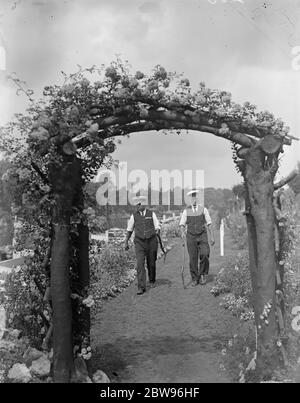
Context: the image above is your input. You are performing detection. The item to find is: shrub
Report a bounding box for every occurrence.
[90,242,136,305]
[160,218,181,239]
[211,251,253,321]
[85,207,109,233]
[220,294,254,322]
[221,329,257,383]
[220,329,287,383]
[3,264,48,348]
[226,212,248,250]
[211,251,251,298]
[279,203,300,370]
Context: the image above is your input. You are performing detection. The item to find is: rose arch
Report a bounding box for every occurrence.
[1,61,298,382]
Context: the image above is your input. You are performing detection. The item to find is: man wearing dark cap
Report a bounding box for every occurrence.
[124,196,161,295]
[179,189,215,286]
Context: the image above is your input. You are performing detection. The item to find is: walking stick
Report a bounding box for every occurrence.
[181,239,186,289]
[157,232,167,263]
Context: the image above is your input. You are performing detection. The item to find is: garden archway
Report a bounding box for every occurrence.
[2,62,298,382]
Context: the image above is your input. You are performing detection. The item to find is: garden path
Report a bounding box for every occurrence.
[91,230,239,383]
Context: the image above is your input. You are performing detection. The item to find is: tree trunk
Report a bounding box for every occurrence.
[243,147,278,364]
[49,157,82,383]
[244,184,259,324]
[72,164,91,349]
[77,223,90,290]
[73,222,91,347]
[51,222,73,382]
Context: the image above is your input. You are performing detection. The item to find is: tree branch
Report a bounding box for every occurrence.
[32,276,45,297]
[47,106,293,152]
[31,161,49,184]
[74,119,255,148]
[42,323,53,351]
[42,246,51,271]
[274,168,299,190]
[91,102,293,144]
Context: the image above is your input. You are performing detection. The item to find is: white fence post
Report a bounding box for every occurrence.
[0,306,6,339]
[220,218,224,256]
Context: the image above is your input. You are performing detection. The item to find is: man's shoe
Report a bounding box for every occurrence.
[199,275,206,285]
[149,282,156,288]
[189,281,198,287]
[137,288,145,295]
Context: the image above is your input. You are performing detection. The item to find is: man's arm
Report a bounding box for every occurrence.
[152,212,161,234]
[124,231,133,250]
[204,207,215,245]
[207,224,215,246]
[179,209,187,239]
[125,214,134,250]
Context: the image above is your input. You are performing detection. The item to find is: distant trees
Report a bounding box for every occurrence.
[232,183,246,199]
[84,181,234,228]
[289,162,300,195]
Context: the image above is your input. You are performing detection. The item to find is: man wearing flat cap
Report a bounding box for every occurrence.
[124,196,161,295]
[179,189,215,286]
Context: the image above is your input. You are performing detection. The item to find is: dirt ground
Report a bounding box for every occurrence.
[91,230,240,383]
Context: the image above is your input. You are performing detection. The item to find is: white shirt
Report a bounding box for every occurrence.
[179,204,212,226]
[127,209,161,232]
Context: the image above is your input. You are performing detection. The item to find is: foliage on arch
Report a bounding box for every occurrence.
[0,59,292,232]
[1,58,292,182]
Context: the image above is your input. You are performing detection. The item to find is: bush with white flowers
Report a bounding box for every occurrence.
[211,251,253,321]
[89,242,136,306]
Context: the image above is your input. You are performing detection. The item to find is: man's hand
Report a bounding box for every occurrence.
[124,231,132,251]
[179,226,186,240]
[181,234,186,249]
[207,225,215,247]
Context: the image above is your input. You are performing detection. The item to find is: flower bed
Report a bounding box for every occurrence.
[211,251,254,322]
[89,240,136,306]
[1,264,47,348]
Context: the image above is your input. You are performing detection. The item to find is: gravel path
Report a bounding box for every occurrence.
[91,230,239,383]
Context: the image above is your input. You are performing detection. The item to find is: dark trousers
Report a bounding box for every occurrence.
[134,235,158,289]
[186,231,210,282]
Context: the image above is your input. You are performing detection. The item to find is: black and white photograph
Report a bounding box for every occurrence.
[0,0,300,386]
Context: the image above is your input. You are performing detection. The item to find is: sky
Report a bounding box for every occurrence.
[0,0,299,188]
